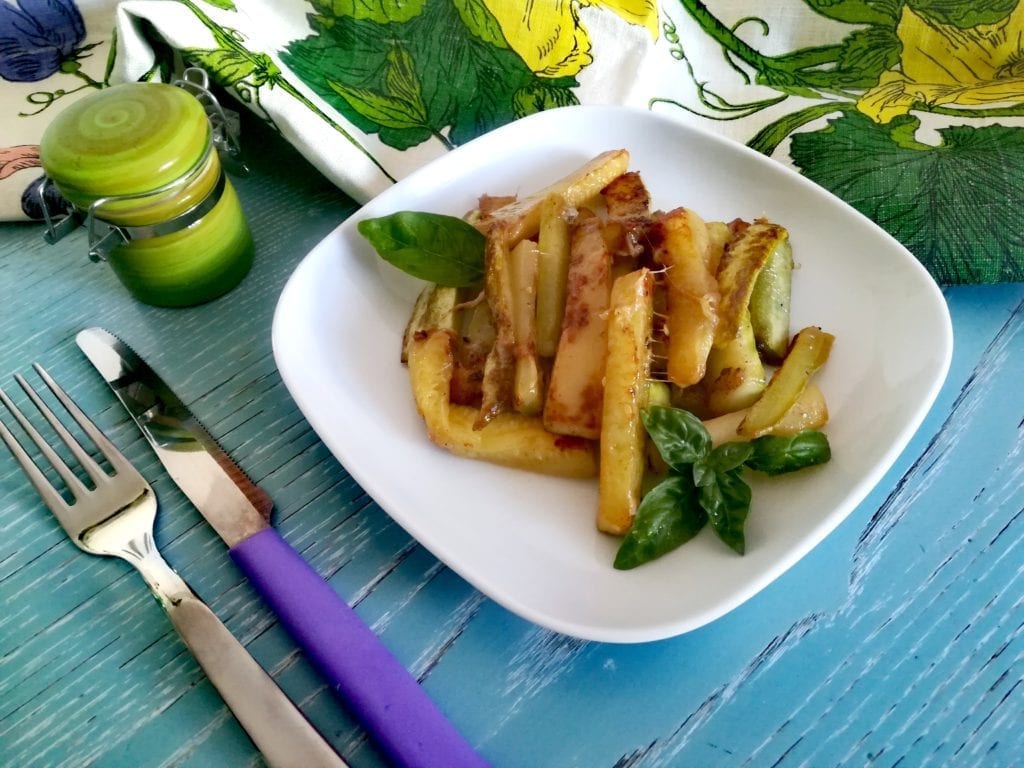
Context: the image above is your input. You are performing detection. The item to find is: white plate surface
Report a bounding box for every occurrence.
[272,105,952,643]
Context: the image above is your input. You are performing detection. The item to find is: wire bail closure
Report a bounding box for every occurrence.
[173,67,248,177]
[38,67,245,257]
[82,147,229,262]
[38,180,82,245]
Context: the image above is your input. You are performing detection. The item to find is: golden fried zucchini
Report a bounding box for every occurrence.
[602,171,650,219]
[509,238,543,414]
[402,285,458,363]
[649,208,720,387]
[535,193,572,357]
[703,383,829,445]
[598,268,654,535]
[408,330,597,477]
[716,220,788,345]
[478,235,517,427]
[704,307,767,416]
[477,194,517,219]
[543,217,613,439]
[749,237,794,365]
[739,326,834,437]
[705,221,731,275]
[485,150,630,243]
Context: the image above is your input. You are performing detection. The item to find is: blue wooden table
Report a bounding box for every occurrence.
[1,114,1021,768]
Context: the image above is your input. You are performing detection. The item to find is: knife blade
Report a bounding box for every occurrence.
[76,327,489,768]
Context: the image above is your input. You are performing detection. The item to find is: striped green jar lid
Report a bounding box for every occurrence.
[40,82,210,211]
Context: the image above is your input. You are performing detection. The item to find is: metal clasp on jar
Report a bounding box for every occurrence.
[82,149,229,261]
[174,67,248,176]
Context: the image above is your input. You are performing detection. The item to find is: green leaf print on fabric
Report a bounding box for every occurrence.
[677,0,898,97]
[808,0,1019,30]
[789,112,1024,283]
[804,0,902,26]
[281,0,579,151]
[328,46,430,133]
[452,0,510,48]
[765,24,900,91]
[185,48,263,86]
[908,0,1018,27]
[512,79,581,115]
[314,0,427,24]
[832,26,901,87]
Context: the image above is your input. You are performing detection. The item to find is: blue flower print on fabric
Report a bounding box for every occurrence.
[0,0,86,83]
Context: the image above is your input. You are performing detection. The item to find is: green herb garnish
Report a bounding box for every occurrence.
[357,211,485,287]
[613,476,707,570]
[746,431,832,476]
[614,406,831,569]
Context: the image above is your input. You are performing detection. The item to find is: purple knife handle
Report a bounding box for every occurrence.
[230,528,489,768]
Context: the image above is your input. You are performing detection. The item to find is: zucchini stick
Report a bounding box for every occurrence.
[749,237,794,365]
[535,194,571,357]
[509,239,543,415]
[716,221,788,345]
[704,307,767,416]
[478,234,517,427]
[649,208,720,388]
[486,149,630,244]
[402,285,457,363]
[739,326,834,437]
[598,268,655,535]
[703,383,829,445]
[543,218,612,439]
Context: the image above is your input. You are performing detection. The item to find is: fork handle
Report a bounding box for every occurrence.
[164,591,349,768]
[230,528,490,768]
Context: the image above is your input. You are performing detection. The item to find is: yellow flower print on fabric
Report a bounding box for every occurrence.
[858,3,1024,123]
[483,0,659,78]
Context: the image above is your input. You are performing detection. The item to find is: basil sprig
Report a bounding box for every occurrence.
[614,406,831,570]
[357,211,485,287]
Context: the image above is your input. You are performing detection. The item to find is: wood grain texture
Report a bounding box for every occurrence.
[1,111,1020,768]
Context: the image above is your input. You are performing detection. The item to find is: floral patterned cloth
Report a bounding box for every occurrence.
[2,0,1023,283]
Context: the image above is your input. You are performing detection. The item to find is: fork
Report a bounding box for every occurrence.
[0,364,348,768]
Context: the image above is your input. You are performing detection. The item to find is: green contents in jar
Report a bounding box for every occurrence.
[40,82,253,307]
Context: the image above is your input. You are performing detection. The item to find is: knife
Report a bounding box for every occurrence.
[76,327,489,768]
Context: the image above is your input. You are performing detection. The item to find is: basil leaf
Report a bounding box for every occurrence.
[745,430,831,476]
[641,406,712,471]
[357,211,485,287]
[692,457,717,489]
[614,475,707,570]
[698,468,752,555]
[708,442,755,473]
[693,442,752,488]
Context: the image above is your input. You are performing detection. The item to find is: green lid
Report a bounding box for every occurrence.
[40,82,210,209]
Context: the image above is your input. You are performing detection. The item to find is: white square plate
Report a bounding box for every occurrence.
[272,105,952,643]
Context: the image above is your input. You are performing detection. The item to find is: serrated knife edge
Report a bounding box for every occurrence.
[76,327,272,545]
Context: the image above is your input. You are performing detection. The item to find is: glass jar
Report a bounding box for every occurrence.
[39,82,254,307]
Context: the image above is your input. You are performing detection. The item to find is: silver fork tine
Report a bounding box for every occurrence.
[34,363,134,478]
[0,384,82,517]
[20,365,120,487]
